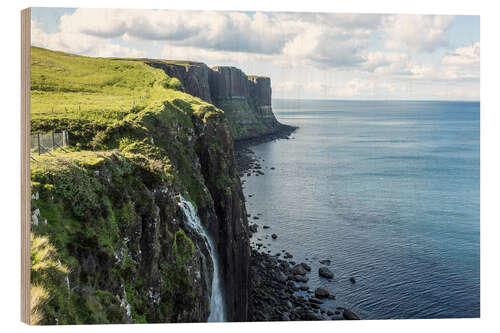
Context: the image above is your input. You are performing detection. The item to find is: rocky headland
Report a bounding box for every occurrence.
[146,60,297,141]
[29,46,357,325]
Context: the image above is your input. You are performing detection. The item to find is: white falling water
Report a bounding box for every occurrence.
[178,195,225,322]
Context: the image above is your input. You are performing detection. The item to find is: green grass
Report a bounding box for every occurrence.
[31,47,222,125]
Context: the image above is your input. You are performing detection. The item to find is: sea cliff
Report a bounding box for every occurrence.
[29,47,251,324]
[146,61,293,141]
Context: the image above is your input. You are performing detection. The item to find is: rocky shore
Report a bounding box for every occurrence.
[234,134,361,321]
[248,250,360,321]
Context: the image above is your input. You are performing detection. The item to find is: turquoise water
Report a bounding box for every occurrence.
[243,99,480,319]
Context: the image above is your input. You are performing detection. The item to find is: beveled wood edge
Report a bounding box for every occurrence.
[21,7,31,325]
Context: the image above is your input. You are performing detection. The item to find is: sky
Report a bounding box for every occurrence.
[31,8,480,101]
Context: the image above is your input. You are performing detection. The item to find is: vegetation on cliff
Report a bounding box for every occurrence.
[29,47,249,324]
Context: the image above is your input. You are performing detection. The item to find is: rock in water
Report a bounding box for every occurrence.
[319,259,331,266]
[292,264,307,275]
[249,223,258,233]
[350,276,356,284]
[294,275,309,283]
[314,287,330,298]
[319,267,334,279]
[342,308,360,320]
[301,263,311,271]
[308,297,323,304]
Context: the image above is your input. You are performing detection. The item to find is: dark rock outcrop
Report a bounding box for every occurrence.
[146,60,213,103]
[194,115,250,321]
[146,61,295,141]
[209,66,250,101]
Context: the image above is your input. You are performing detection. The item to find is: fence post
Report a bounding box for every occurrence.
[52,132,55,150]
[37,133,41,155]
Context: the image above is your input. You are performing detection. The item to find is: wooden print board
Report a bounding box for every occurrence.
[21,7,480,325]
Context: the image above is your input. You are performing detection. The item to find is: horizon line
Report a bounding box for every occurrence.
[272,98,480,103]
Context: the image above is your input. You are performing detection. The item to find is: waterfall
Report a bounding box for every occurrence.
[178,195,225,322]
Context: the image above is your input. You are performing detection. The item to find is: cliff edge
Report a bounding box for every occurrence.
[146,61,293,141]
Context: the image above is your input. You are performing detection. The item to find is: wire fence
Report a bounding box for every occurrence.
[30,131,69,155]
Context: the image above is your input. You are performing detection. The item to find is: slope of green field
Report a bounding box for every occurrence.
[30,47,214,125]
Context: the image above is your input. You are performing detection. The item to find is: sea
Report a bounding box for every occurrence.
[242,99,480,319]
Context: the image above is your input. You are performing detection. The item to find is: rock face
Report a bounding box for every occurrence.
[248,76,271,106]
[146,60,213,103]
[146,61,288,141]
[194,115,250,321]
[209,66,250,100]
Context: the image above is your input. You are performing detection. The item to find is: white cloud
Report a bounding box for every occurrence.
[362,52,412,74]
[160,43,273,66]
[38,9,386,69]
[31,20,146,58]
[57,9,291,55]
[383,15,455,52]
[339,78,374,97]
[443,42,480,66]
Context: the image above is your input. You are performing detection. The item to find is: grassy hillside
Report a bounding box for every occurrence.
[29,47,242,324]
[31,46,213,125]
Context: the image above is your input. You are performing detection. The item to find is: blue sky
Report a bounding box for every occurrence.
[31,8,480,100]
